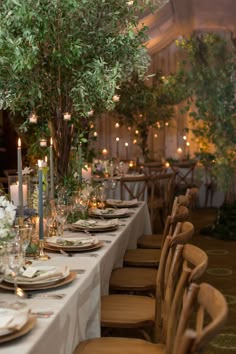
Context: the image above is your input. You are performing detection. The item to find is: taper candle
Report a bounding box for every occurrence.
[17,138,24,219]
[116,137,120,158]
[49,138,54,199]
[38,160,44,240]
[125,142,129,160]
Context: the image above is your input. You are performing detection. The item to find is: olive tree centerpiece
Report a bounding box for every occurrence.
[0,0,152,179]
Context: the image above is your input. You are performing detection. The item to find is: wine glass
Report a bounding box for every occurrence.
[97,182,108,209]
[6,238,24,300]
[56,202,70,237]
[14,224,33,261]
[0,244,7,283]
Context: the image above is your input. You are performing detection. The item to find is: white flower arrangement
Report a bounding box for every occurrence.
[0,195,17,240]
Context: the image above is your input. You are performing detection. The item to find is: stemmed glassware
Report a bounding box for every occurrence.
[56,201,70,237]
[14,224,33,262]
[6,237,24,300]
[0,244,7,284]
[97,181,108,209]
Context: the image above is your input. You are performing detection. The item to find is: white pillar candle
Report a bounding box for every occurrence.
[82,166,92,180]
[10,183,28,206]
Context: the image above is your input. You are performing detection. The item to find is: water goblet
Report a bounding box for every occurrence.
[56,203,70,237]
[14,224,33,261]
[6,239,24,300]
[0,244,7,283]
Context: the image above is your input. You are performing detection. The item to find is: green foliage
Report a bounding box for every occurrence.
[0,0,151,176]
[176,33,236,198]
[114,71,181,158]
[213,202,236,240]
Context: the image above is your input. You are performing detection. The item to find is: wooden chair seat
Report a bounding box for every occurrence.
[137,233,163,249]
[123,248,162,267]
[124,220,193,268]
[76,337,165,354]
[137,204,189,250]
[101,294,155,327]
[110,267,157,292]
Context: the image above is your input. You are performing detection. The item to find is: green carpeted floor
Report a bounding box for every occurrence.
[190,207,236,353]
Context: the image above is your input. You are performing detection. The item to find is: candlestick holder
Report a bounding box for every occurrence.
[37,240,50,260]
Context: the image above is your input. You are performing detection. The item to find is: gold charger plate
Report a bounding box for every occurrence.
[0,272,77,292]
[105,200,139,208]
[69,225,118,232]
[0,315,36,344]
[44,240,104,253]
[89,211,130,219]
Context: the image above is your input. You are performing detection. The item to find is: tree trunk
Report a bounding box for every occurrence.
[48,111,73,180]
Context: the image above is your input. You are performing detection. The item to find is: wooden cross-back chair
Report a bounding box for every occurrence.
[137,202,189,250]
[109,207,190,296]
[119,175,149,201]
[100,221,199,342]
[73,243,209,354]
[171,282,228,354]
[122,218,193,269]
[147,172,176,229]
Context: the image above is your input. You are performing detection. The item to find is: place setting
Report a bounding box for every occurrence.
[44,235,104,253]
[66,218,119,233]
[0,263,77,292]
[88,207,131,219]
[105,198,139,208]
[0,302,36,344]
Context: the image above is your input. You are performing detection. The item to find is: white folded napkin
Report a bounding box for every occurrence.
[15,265,68,283]
[91,208,129,216]
[74,218,118,228]
[106,199,138,206]
[48,236,98,247]
[0,306,29,333]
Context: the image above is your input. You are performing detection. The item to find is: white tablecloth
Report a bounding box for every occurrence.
[0,202,151,354]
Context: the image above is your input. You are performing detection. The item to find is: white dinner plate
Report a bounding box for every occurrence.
[4,265,70,285]
[89,208,130,218]
[106,199,139,208]
[46,236,99,249]
[0,305,29,337]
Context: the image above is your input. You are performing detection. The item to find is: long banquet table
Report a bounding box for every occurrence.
[0,201,151,354]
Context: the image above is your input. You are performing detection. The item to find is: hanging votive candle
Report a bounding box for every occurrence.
[29,113,38,124]
[88,110,94,117]
[115,122,120,128]
[112,95,120,102]
[40,138,47,147]
[63,112,71,121]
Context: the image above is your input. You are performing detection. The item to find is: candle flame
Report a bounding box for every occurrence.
[50,137,53,146]
[18,138,21,148]
[38,160,43,168]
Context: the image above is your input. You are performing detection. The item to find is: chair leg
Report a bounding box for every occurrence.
[138,328,152,342]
